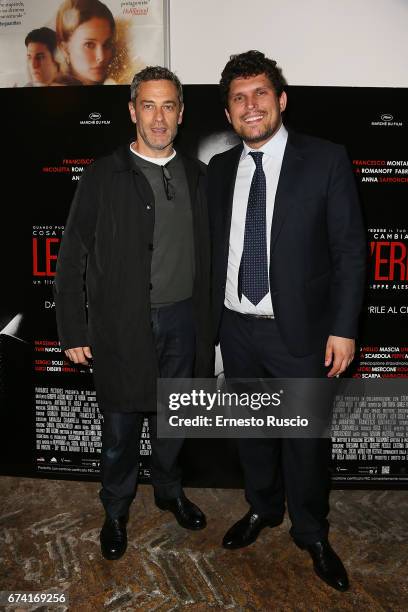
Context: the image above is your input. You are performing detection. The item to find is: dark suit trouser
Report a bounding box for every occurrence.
[220,307,330,545]
[99,298,195,519]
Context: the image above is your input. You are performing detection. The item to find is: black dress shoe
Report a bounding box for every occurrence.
[100,516,127,560]
[155,493,206,530]
[223,510,283,550]
[296,539,349,592]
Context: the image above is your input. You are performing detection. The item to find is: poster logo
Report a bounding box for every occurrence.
[371,113,403,127]
[80,112,110,126]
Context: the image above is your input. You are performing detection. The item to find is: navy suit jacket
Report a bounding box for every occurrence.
[208,129,366,357]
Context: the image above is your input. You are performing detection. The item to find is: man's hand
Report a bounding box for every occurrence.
[324,336,355,377]
[64,346,93,366]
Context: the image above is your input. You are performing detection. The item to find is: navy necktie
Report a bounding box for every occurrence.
[238,151,269,305]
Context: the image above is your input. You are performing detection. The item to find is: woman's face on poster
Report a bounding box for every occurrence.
[63,16,114,85]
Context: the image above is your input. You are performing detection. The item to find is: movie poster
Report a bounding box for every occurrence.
[339,136,408,483]
[284,89,408,484]
[0,0,169,88]
[0,82,407,486]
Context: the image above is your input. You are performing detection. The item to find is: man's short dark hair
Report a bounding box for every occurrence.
[24,27,57,56]
[130,66,183,105]
[220,50,286,108]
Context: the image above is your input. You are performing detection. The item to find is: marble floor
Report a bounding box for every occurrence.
[0,477,407,611]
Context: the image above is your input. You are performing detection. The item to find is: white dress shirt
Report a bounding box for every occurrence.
[225,123,288,315]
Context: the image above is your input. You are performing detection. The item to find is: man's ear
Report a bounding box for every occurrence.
[225,107,232,125]
[279,91,287,113]
[128,101,136,124]
[177,103,184,125]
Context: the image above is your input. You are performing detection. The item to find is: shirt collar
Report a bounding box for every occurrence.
[129,142,176,166]
[241,123,288,160]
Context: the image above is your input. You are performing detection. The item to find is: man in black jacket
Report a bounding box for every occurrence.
[208,51,366,591]
[54,66,213,560]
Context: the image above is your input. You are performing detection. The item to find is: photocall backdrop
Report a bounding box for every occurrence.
[0,83,407,487]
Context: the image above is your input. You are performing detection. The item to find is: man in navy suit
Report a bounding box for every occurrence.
[208,50,366,591]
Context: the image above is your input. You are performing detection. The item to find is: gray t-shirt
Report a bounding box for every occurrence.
[130,151,195,306]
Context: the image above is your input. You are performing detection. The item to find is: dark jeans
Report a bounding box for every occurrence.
[220,307,330,545]
[99,298,195,518]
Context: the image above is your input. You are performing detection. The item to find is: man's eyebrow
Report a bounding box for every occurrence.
[231,86,269,96]
[230,89,248,98]
[140,99,177,105]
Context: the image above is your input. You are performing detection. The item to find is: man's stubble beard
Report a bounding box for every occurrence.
[238,120,282,145]
[242,125,275,144]
[138,125,178,152]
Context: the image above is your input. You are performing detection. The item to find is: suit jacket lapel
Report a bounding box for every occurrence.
[181,154,200,205]
[270,131,304,252]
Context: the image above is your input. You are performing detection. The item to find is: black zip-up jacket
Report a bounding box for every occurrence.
[54,145,213,412]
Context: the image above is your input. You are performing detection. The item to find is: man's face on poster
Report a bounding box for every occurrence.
[26,42,58,86]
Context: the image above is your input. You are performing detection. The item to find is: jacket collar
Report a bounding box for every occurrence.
[112,143,140,172]
[112,143,204,202]
[113,141,205,175]
[180,154,204,205]
[269,129,305,252]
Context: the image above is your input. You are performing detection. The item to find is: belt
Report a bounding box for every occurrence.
[234,311,275,320]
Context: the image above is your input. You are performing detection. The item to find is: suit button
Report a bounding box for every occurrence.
[148,243,154,251]
[149,283,153,290]
[146,203,152,210]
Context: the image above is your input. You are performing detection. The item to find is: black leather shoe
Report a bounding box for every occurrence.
[223,510,283,550]
[155,493,206,530]
[296,539,349,592]
[100,516,127,560]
